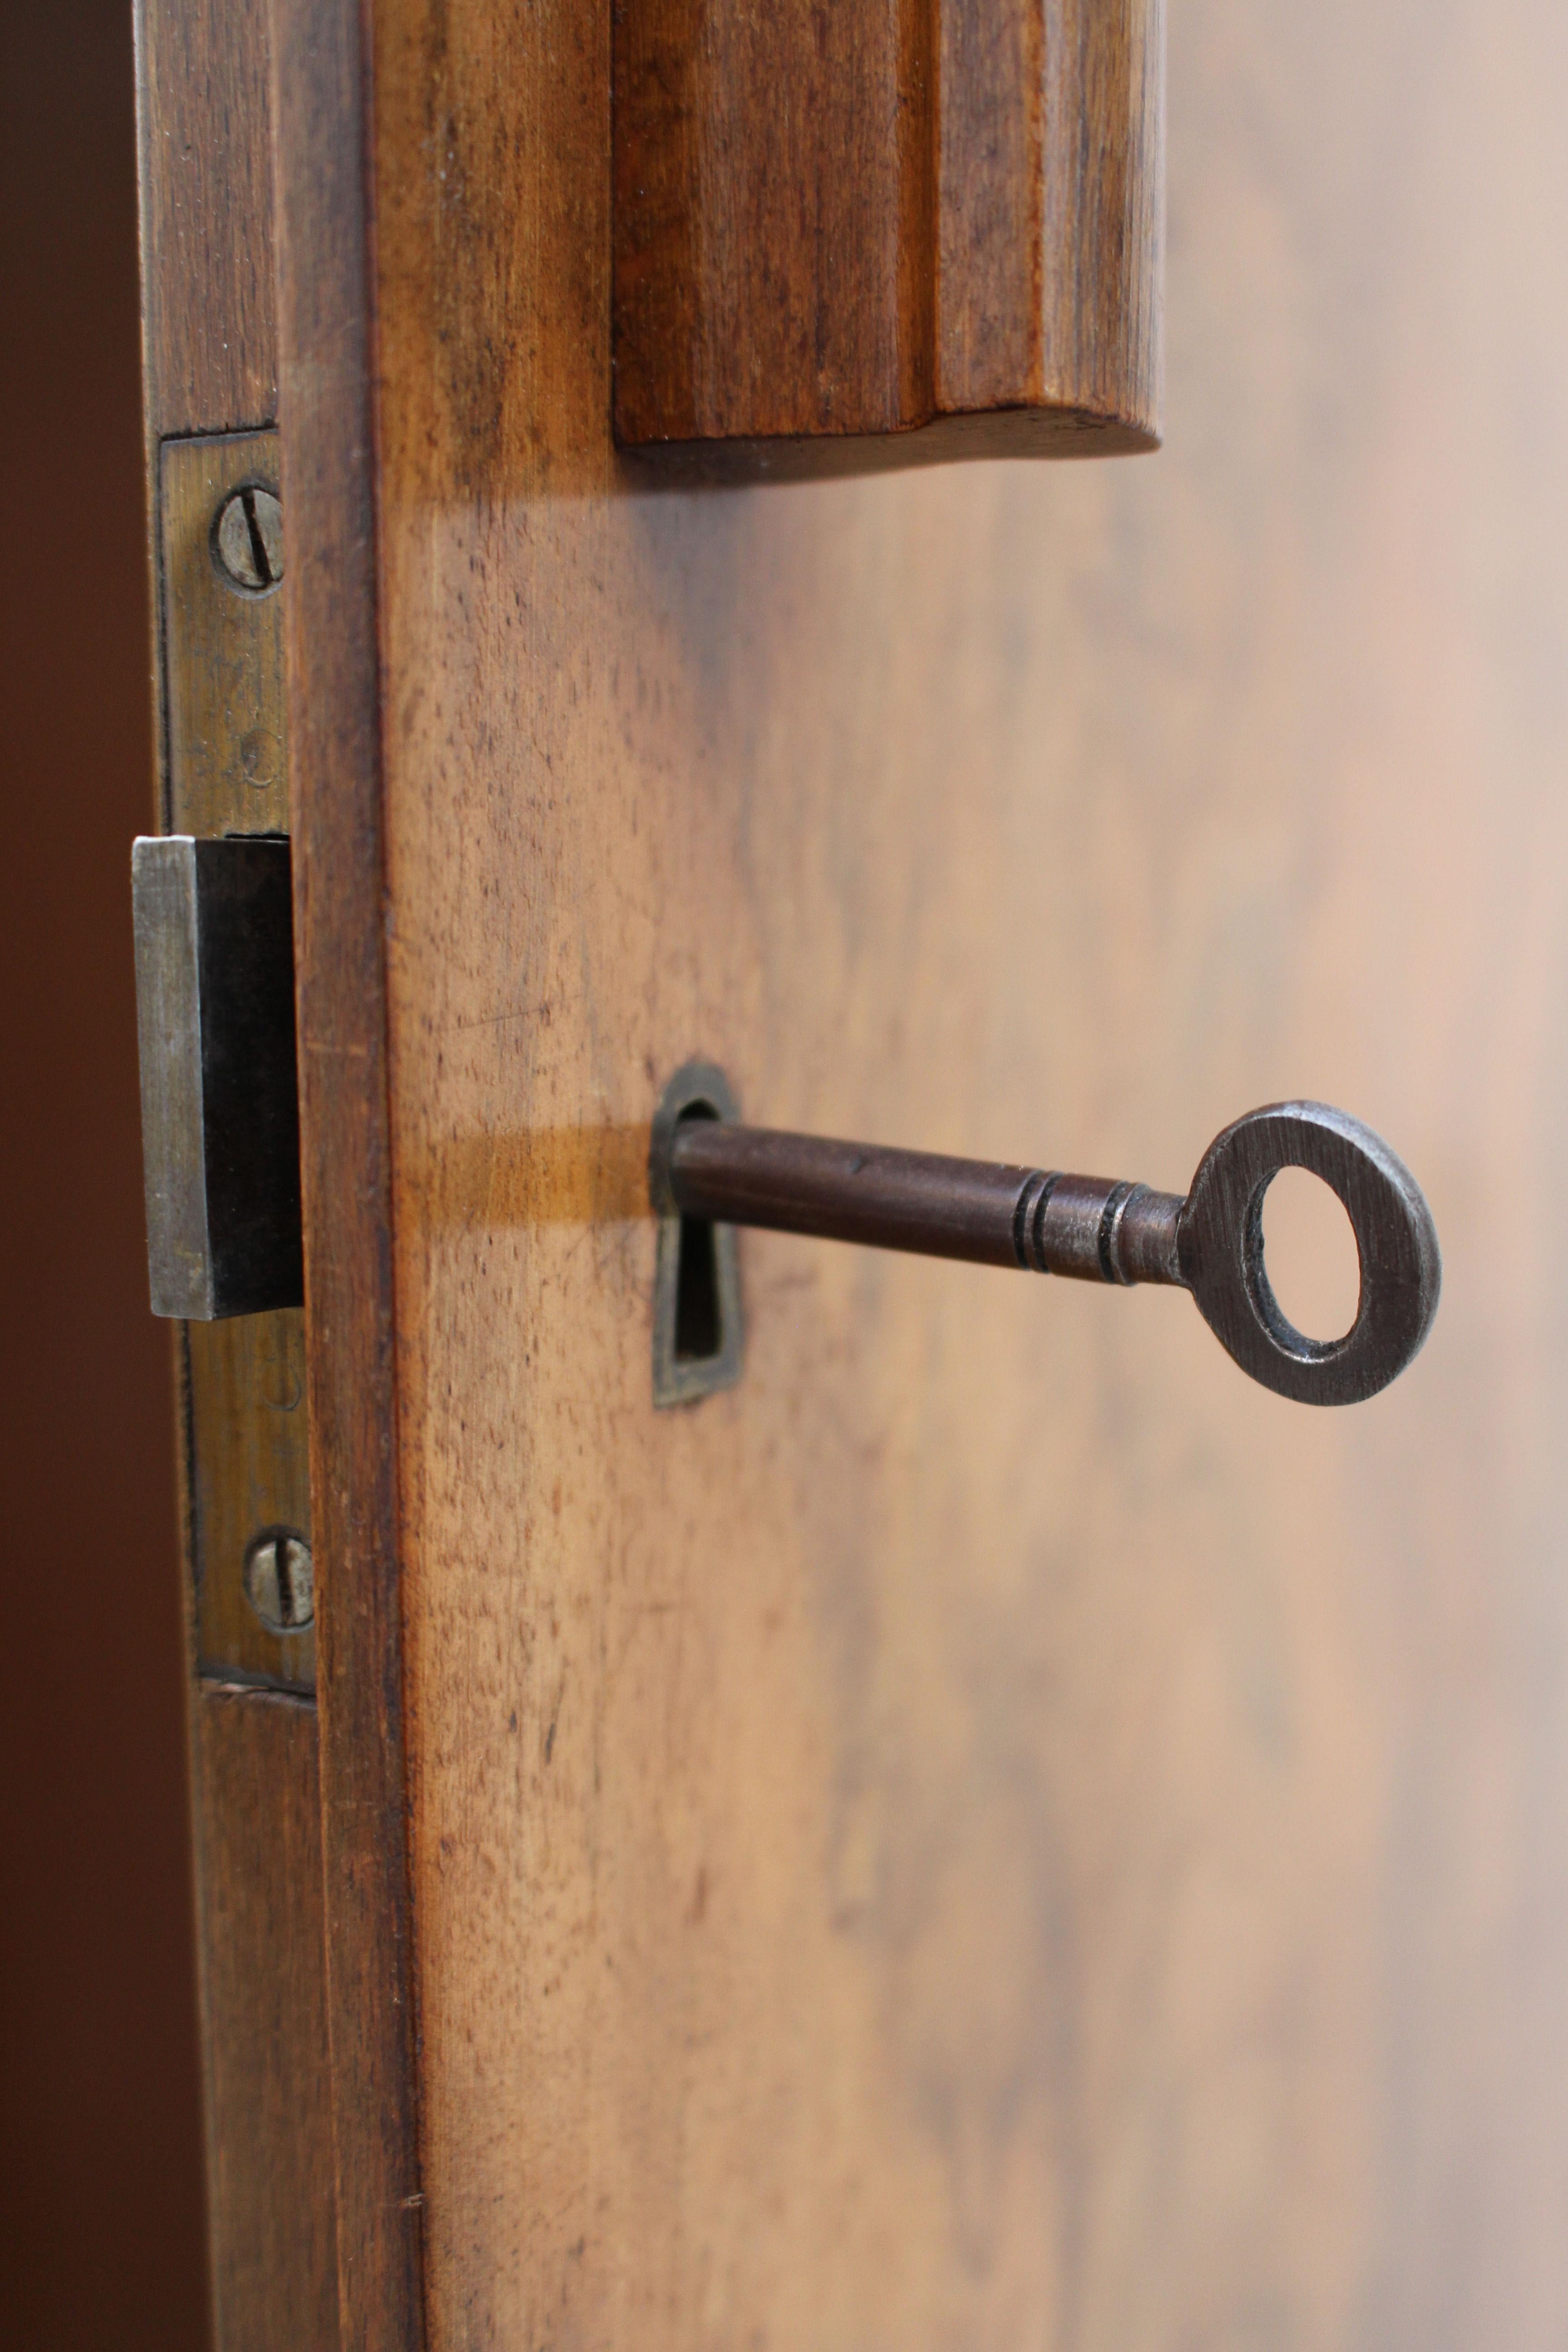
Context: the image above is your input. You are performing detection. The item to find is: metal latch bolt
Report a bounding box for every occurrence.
[131,833,303,1320]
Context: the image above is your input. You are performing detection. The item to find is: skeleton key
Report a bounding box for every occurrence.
[653,1071,1441,1406]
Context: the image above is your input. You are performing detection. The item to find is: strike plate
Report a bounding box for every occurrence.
[156,428,314,1693]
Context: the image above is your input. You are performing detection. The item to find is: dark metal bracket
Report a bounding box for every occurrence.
[132,833,304,1320]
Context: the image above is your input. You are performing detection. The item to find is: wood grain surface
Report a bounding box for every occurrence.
[273,0,1568,2340]
[192,1687,340,2351]
[612,0,1163,470]
[271,0,427,2342]
[137,0,277,439]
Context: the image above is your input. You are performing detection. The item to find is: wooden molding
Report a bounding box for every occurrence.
[612,0,1165,473]
[270,0,428,2341]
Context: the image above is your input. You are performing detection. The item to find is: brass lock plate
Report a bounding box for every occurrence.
[157,429,313,1694]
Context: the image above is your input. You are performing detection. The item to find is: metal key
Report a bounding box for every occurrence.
[654,1073,1441,1406]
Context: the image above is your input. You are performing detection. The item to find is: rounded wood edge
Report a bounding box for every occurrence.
[613,404,1162,487]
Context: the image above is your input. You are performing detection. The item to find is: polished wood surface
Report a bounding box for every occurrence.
[272,0,426,2339]
[612,0,1163,470]
[193,1688,339,2350]
[137,0,276,438]
[276,0,1568,2341]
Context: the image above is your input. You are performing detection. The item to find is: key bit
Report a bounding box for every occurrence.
[656,1079,1440,1406]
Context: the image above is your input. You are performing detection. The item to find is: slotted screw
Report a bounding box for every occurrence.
[213,485,284,594]
[243,1528,314,1634]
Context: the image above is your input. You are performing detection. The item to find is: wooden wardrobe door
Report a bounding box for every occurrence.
[216,0,1568,2343]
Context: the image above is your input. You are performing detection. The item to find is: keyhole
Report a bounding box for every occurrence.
[652,1068,744,1407]
[673,1220,722,1362]
[1261,1167,1360,1343]
[672,1106,725,1360]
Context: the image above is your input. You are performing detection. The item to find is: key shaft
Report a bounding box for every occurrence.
[668,1123,1187,1287]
